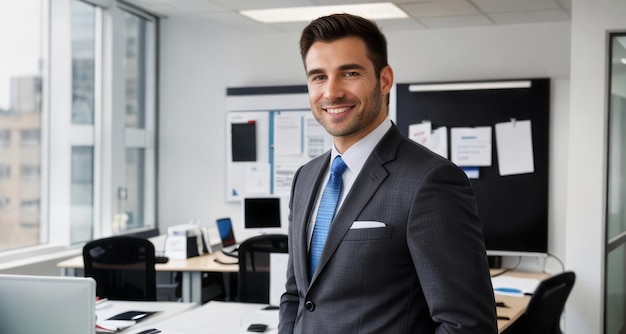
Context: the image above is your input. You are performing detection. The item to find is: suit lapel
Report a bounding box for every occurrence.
[292,153,330,285]
[310,125,403,284]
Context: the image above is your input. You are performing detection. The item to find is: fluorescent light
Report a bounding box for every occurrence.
[408,81,532,92]
[240,2,408,24]
[621,58,626,65]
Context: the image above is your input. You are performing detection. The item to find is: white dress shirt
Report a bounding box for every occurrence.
[307,117,393,247]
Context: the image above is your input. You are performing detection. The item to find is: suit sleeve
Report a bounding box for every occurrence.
[408,162,498,333]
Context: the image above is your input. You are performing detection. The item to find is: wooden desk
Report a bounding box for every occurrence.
[125,301,279,334]
[492,270,550,333]
[496,294,532,332]
[95,300,197,333]
[57,252,239,304]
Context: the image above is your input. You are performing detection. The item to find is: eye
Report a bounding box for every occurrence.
[344,71,359,77]
[310,74,327,82]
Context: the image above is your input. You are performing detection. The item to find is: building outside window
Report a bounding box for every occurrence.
[0,0,157,256]
[0,0,44,251]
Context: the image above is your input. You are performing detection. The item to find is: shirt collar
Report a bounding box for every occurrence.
[330,116,392,175]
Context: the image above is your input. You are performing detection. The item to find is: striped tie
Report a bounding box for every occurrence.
[309,156,347,279]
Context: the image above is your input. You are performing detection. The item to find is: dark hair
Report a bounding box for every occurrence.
[299,13,388,77]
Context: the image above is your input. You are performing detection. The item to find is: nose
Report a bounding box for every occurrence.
[323,76,345,101]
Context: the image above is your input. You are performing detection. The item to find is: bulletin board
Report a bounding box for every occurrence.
[225,85,332,201]
[395,78,550,255]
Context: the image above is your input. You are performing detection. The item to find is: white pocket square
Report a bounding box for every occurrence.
[350,221,386,229]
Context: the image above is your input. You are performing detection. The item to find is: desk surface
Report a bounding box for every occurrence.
[57,251,239,273]
[117,290,536,334]
[88,269,545,333]
[116,270,547,334]
[492,270,550,332]
[126,301,279,334]
[96,300,197,333]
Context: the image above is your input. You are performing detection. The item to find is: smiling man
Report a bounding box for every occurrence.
[278,13,497,333]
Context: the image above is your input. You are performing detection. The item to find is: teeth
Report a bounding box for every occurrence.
[325,107,350,114]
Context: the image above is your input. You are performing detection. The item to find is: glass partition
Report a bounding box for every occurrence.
[605,32,626,334]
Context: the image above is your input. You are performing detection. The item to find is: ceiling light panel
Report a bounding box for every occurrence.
[240,2,408,23]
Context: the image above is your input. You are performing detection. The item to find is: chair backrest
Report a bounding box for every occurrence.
[83,235,157,301]
[236,234,288,303]
[504,271,576,334]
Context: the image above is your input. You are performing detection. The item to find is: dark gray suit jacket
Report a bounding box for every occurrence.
[279,124,497,333]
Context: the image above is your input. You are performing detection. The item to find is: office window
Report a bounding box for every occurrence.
[125,11,146,128]
[0,0,158,257]
[72,0,95,125]
[0,0,44,251]
[69,0,96,244]
[124,147,145,229]
[71,146,94,242]
[118,8,156,233]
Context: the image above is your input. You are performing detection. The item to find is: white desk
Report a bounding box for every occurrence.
[96,300,197,333]
[111,270,546,334]
[125,301,279,334]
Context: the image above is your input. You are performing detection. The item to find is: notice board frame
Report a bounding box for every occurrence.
[396,78,550,256]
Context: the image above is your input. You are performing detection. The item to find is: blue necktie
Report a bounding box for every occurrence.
[310,156,347,279]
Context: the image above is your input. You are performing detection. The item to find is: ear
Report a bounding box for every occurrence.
[379,65,394,96]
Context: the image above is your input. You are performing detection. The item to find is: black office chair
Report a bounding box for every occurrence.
[502,271,576,334]
[236,234,288,303]
[83,235,157,301]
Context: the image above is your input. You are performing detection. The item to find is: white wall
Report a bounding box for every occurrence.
[566,1,626,333]
[158,17,305,242]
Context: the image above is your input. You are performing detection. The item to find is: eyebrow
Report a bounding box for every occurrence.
[338,63,367,72]
[306,63,368,77]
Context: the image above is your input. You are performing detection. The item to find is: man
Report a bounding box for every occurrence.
[279,13,497,333]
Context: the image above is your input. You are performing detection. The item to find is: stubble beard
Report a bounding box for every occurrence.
[315,83,384,138]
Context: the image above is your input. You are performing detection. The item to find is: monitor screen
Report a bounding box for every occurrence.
[0,274,96,334]
[243,197,281,229]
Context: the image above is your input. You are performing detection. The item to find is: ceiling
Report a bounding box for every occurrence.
[124,0,572,33]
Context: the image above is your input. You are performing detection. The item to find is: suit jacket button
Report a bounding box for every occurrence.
[305,300,315,311]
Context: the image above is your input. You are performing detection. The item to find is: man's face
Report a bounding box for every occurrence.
[304,37,392,150]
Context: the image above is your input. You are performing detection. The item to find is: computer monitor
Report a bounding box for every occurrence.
[243,196,282,233]
[0,274,96,334]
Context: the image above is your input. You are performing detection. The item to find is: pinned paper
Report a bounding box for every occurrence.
[495,119,534,176]
[451,127,492,166]
[408,121,431,146]
[409,121,448,159]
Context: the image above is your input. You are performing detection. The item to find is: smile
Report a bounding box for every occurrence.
[324,106,351,114]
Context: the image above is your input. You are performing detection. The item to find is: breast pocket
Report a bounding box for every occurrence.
[343,224,394,241]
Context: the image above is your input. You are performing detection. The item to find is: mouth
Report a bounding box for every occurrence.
[323,106,352,114]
